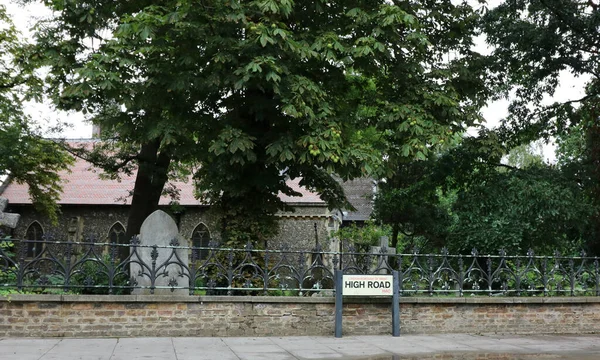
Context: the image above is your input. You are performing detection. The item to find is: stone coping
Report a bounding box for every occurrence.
[1,294,599,304]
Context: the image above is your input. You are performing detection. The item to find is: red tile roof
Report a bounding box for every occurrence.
[1,142,324,206]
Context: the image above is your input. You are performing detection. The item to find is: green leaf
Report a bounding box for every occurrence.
[139,25,152,40]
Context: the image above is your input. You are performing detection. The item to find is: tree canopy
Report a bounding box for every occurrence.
[1,0,596,256]
[480,0,600,253]
[28,0,488,243]
[368,0,600,256]
[0,4,72,223]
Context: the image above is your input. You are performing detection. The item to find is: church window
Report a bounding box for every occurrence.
[24,222,44,258]
[108,222,128,260]
[191,223,211,260]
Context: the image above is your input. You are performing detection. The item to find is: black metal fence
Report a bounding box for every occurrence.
[1,236,599,296]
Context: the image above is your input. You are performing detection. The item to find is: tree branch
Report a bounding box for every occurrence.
[539,0,600,47]
[0,78,27,90]
[492,163,520,171]
[56,141,139,172]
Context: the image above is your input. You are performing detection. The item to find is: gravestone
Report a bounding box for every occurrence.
[370,236,396,274]
[0,197,20,229]
[131,210,189,295]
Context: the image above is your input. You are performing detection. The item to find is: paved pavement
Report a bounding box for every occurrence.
[1,334,599,360]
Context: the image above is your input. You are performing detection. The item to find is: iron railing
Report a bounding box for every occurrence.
[1,236,599,296]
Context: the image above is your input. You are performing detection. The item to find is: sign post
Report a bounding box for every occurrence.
[334,270,343,338]
[334,271,400,337]
[392,270,400,337]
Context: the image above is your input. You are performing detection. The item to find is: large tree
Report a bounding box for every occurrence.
[373,126,596,255]
[446,147,594,255]
[0,4,72,223]
[481,0,600,252]
[31,0,488,243]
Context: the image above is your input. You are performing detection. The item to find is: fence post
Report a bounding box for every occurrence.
[334,269,343,338]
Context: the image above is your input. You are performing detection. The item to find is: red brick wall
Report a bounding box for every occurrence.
[1,295,599,337]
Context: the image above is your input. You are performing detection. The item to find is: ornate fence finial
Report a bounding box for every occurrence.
[130,234,140,245]
[527,249,535,258]
[169,237,180,247]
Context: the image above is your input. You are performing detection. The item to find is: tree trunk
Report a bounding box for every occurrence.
[125,139,172,242]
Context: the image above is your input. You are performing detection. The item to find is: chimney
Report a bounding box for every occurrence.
[92,124,101,138]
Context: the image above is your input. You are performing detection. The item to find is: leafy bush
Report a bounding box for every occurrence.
[70,254,130,294]
[0,237,18,295]
[334,222,391,249]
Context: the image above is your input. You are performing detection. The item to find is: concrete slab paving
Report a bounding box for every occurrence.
[223,337,277,346]
[270,336,329,349]
[323,347,390,359]
[1,334,600,359]
[287,350,344,359]
[270,337,343,359]
[41,338,117,360]
[401,335,477,352]
[431,334,532,353]
[0,338,60,360]
[235,351,296,360]
[227,344,290,354]
[172,338,240,360]
[222,338,297,360]
[478,335,586,354]
[309,337,362,345]
[109,337,178,360]
[358,337,460,355]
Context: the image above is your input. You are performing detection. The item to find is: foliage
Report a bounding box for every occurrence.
[70,254,129,295]
[0,5,72,223]
[448,164,594,255]
[481,0,600,253]
[505,142,545,169]
[334,222,391,248]
[29,0,489,244]
[373,127,597,255]
[373,155,453,251]
[481,0,600,142]
[0,236,17,295]
[440,134,597,255]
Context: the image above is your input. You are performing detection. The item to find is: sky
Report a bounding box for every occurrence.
[3,0,90,139]
[2,0,590,160]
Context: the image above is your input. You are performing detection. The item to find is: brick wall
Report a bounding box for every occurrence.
[1,295,599,337]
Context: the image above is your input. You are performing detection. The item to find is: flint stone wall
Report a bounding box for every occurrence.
[1,296,599,338]
[6,205,215,242]
[6,204,332,249]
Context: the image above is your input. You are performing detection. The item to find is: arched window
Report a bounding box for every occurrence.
[108,222,128,260]
[191,223,211,260]
[25,222,44,258]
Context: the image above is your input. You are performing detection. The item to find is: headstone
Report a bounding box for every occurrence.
[131,210,189,295]
[0,197,20,229]
[370,236,396,274]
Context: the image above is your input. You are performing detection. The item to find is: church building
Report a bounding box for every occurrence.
[0,142,374,254]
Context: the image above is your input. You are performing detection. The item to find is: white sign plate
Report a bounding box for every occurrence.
[342,275,393,296]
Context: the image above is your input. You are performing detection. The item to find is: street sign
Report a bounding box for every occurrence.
[335,270,400,338]
[342,274,393,296]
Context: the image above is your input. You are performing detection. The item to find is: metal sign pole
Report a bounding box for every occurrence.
[392,270,400,337]
[335,271,399,338]
[334,269,343,338]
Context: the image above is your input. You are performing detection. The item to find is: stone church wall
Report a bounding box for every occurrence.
[5,203,334,251]
[8,204,132,241]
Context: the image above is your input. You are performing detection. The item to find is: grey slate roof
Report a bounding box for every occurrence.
[340,177,376,222]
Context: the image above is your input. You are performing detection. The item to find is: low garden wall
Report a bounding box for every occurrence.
[1,295,599,337]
